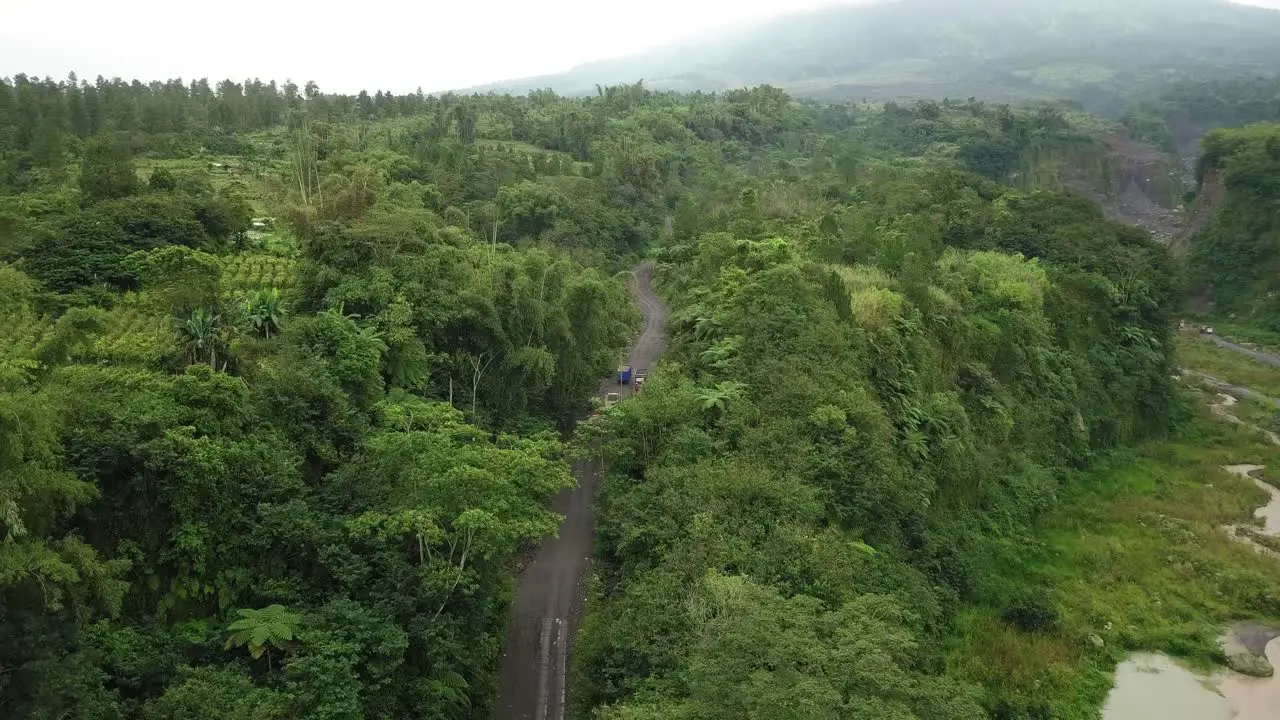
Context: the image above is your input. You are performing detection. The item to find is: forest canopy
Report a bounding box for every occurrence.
[0,69,1192,720]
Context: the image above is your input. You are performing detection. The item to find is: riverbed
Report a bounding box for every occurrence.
[1222,465,1280,556]
[1104,463,1280,719]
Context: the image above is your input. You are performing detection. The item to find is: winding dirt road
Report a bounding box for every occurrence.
[493,263,667,720]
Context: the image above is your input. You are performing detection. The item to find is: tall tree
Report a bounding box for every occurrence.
[79,133,138,204]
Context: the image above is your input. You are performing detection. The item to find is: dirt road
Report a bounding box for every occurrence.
[493,263,667,720]
[1205,334,1280,369]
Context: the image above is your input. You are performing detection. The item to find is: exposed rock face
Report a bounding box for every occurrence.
[1171,166,1225,258]
[1099,135,1186,240]
[1050,134,1186,240]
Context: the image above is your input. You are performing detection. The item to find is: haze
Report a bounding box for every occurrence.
[0,0,859,94]
[1,0,1278,94]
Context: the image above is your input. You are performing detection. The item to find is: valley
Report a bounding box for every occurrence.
[495,265,667,720]
[3,1,1280,719]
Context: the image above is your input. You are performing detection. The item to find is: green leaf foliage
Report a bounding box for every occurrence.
[0,70,1191,720]
[225,604,302,660]
[1187,123,1280,325]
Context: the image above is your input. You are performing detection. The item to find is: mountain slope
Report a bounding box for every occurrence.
[468,0,1280,108]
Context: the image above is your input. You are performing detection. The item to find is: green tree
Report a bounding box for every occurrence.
[144,667,289,720]
[23,211,134,292]
[124,245,223,313]
[246,288,284,339]
[694,381,746,415]
[652,573,985,720]
[225,604,303,670]
[148,168,178,192]
[176,308,229,369]
[79,133,139,204]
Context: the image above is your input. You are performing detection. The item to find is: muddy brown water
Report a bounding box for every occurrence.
[1102,654,1231,720]
[1104,640,1280,720]
[1217,638,1280,719]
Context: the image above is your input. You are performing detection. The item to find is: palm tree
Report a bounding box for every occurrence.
[176,308,226,369]
[225,604,302,671]
[246,288,284,339]
[355,322,387,351]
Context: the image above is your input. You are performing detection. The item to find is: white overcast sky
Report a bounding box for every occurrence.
[2,0,1279,94]
[0,0,857,93]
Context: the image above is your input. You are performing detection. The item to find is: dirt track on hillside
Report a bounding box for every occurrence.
[493,263,667,720]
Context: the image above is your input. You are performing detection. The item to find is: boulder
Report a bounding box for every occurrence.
[1226,652,1274,678]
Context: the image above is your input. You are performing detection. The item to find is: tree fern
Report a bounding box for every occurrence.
[225,604,302,667]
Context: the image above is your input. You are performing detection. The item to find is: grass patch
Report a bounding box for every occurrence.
[947,406,1280,718]
[1233,395,1280,435]
[1176,333,1280,398]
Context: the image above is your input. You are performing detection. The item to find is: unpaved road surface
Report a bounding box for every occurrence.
[1205,334,1280,369]
[493,264,667,720]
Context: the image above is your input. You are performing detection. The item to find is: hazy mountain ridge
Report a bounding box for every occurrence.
[464,0,1280,108]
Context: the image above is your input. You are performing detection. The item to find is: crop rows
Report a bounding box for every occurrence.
[220,254,299,292]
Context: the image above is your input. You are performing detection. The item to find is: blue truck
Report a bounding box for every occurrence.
[618,365,633,385]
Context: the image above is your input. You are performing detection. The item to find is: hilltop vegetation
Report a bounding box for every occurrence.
[1159,74,1280,143]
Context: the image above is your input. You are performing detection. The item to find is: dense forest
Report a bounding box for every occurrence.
[0,75,645,718]
[571,99,1180,720]
[0,66,1276,719]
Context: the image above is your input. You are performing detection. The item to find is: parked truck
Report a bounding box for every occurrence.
[634,368,648,392]
[618,365,633,385]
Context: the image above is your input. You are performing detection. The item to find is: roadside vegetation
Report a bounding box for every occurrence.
[569,93,1181,719]
[0,77,640,719]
